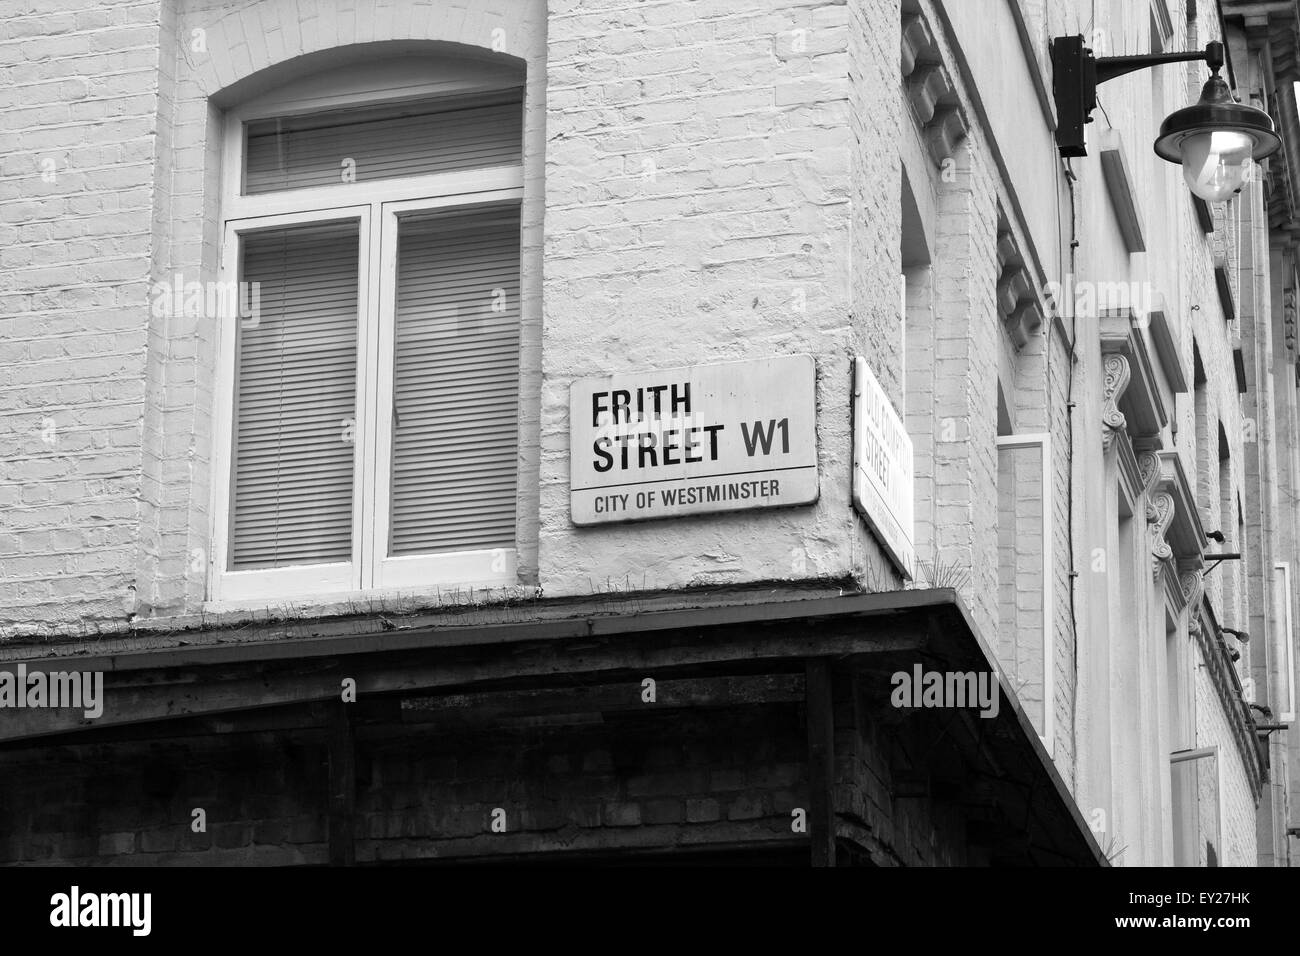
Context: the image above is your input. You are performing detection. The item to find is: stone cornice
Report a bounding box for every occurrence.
[1152,451,1206,567]
[1100,309,1168,442]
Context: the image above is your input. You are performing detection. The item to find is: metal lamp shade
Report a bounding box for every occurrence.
[1154,74,1281,165]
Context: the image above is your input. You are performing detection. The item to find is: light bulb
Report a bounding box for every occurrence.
[1180,130,1255,202]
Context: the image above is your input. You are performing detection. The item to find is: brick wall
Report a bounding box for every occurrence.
[538,0,900,596]
[0,697,977,865]
[1194,655,1257,866]
[0,0,166,629]
[2,0,908,633]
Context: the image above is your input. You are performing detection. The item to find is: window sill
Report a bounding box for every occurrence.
[201,580,527,622]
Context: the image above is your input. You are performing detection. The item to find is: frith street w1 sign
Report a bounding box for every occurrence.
[570,354,818,525]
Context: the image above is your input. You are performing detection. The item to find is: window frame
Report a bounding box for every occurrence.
[209,80,524,604]
[371,193,522,592]
[994,432,1055,757]
[1275,562,1296,723]
[1169,745,1224,866]
[213,205,373,602]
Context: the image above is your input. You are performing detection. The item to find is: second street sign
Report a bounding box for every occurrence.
[569,354,819,525]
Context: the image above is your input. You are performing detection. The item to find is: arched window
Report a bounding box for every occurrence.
[210,54,525,601]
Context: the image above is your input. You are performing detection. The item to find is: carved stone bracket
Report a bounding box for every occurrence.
[908,61,953,126]
[1137,450,1161,521]
[901,13,934,79]
[1102,354,1131,451]
[1181,569,1205,636]
[995,215,1045,350]
[1151,491,1175,577]
[925,106,968,166]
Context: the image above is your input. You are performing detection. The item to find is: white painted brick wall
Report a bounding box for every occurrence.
[0,0,164,629]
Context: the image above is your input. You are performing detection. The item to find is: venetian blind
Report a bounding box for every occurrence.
[244,91,524,194]
[389,207,520,555]
[231,221,360,569]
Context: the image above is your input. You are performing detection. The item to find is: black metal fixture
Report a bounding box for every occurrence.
[1051,37,1280,201]
[1202,551,1241,575]
[1223,627,1250,644]
[1206,530,1226,542]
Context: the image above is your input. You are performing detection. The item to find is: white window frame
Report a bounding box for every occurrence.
[1275,562,1296,723]
[995,432,1055,757]
[209,79,524,604]
[1170,745,1224,866]
[371,192,522,592]
[212,206,372,602]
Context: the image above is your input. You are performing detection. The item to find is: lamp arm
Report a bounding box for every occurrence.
[1096,42,1223,85]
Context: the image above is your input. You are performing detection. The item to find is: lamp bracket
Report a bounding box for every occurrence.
[1051,37,1224,157]
[1202,551,1242,575]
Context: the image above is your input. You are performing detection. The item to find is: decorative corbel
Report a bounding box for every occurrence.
[901,14,934,79]
[1137,450,1161,521]
[1101,354,1131,451]
[1007,302,1040,349]
[1181,569,1205,635]
[998,266,1032,317]
[925,105,968,166]
[908,62,953,125]
[996,230,1017,269]
[1151,491,1175,577]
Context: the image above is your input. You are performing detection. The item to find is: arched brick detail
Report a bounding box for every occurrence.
[183,0,522,98]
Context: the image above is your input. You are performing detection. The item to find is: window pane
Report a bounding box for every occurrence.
[1171,752,1220,867]
[997,441,1046,735]
[390,207,520,555]
[231,220,360,569]
[244,92,523,194]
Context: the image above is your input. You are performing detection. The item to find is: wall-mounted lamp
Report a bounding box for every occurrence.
[1206,530,1226,542]
[1223,627,1250,644]
[1051,37,1280,201]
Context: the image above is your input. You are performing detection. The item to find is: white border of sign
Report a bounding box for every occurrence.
[851,358,915,579]
[569,354,819,526]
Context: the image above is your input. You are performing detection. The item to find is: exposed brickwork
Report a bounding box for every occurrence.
[0,0,165,627]
[0,702,983,865]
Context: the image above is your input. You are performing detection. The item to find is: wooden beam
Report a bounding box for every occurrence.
[806,659,836,867]
[3,586,955,674]
[0,625,927,743]
[399,674,807,725]
[328,702,355,867]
